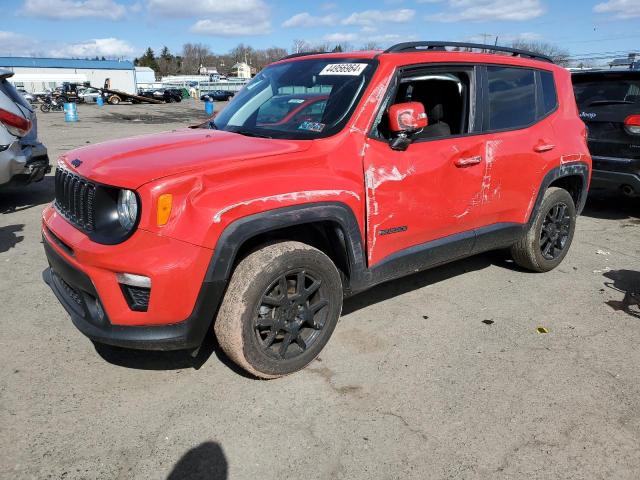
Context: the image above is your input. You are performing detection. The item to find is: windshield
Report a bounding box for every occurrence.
[574,76,640,107]
[210,58,376,139]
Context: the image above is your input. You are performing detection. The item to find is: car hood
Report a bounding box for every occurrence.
[59,128,312,189]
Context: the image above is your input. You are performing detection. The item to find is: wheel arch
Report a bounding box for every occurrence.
[205,202,367,294]
[528,162,590,226]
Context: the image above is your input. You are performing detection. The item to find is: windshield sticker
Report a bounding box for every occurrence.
[288,99,305,104]
[319,63,368,76]
[298,121,325,132]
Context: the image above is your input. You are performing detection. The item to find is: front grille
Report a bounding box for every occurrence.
[54,168,96,232]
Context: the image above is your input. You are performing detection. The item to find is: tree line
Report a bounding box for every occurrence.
[134,39,571,79]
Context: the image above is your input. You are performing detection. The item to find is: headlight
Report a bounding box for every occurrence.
[117,189,138,230]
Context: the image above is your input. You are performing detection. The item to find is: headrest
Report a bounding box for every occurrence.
[429,104,444,122]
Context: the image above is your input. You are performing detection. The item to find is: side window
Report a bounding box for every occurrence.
[540,71,558,116]
[376,69,472,140]
[487,66,536,130]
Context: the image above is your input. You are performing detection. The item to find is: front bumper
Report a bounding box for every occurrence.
[42,206,225,350]
[591,155,640,194]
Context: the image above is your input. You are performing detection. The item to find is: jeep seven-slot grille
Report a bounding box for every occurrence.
[54,168,96,232]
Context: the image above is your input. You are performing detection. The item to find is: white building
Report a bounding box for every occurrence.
[230,62,255,79]
[135,66,156,85]
[0,57,136,93]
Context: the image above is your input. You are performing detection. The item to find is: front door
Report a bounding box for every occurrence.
[364,65,488,266]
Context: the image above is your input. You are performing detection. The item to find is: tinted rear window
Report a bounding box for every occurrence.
[487,66,536,130]
[573,77,640,108]
[540,71,558,115]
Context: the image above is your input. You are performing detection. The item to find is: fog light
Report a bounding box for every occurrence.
[116,272,151,288]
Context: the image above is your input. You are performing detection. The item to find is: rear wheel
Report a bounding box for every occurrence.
[109,95,121,105]
[511,187,576,272]
[215,241,343,379]
[40,103,50,113]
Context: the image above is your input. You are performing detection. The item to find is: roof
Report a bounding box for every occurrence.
[0,57,134,70]
[135,66,155,72]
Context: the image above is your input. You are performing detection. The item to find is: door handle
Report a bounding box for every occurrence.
[455,155,482,167]
[534,143,555,153]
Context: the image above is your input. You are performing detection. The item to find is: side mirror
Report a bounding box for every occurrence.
[388,102,428,134]
[387,102,428,151]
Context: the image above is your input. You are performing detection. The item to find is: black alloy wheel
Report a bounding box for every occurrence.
[254,269,329,360]
[214,241,343,378]
[539,202,571,260]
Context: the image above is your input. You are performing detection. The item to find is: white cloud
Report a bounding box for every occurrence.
[49,38,136,58]
[343,8,415,26]
[0,31,40,56]
[594,0,640,19]
[323,32,358,43]
[191,18,271,36]
[427,0,545,22]
[282,12,337,28]
[22,0,126,20]
[145,0,272,37]
[146,0,266,17]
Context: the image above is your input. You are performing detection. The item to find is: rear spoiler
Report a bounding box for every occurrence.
[0,68,15,79]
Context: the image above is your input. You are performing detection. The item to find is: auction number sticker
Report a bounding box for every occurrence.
[319,63,368,76]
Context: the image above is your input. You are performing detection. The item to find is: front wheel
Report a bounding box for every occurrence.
[215,241,343,379]
[40,104,50,113]
[510,187,577,272]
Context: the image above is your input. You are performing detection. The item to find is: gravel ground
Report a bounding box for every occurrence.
[1,100,639,480]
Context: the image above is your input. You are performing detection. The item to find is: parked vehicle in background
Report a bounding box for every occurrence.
[200,90,234,101]
[77,87,102,103]
[1,69,49,187]
[573,70,640,197]
[40,96,64,113]
[54,82,87,104]
[17,88,37,104]
[42,43,590,378]
[256,94,328,126]
[138,88,182,103]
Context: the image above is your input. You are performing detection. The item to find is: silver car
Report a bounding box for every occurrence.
[1,68,50,187]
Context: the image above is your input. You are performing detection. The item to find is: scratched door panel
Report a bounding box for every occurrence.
[363,135,486,266]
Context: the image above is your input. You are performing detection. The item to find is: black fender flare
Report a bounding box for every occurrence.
[527,162,590,226]
[204,202,366,286]
[171,202,367,348]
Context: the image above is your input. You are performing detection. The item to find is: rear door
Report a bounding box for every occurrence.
[475,65,559,227]
[573,71,640,161]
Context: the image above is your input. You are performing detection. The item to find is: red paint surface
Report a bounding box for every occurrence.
[44,50,591,327]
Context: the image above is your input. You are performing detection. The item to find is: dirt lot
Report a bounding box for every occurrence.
[1,100,639,479]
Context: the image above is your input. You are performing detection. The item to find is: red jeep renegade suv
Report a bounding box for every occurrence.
[42,42,591,378]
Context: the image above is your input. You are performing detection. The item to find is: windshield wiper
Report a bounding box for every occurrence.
[233,129,273,139]
[586,100,634,106]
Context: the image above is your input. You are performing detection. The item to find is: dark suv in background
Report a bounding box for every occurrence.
[573,70,640,197]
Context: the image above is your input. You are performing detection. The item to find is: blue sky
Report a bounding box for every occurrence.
[1,0,639,64]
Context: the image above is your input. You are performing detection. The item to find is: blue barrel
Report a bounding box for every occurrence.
[96,96,104,107]
[205,100,215,116]
[64,102,78,122]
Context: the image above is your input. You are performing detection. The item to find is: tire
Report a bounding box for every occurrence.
[510,187,577,272]
[214,241,343,379]
[40,104,50,113]
[109,95,120,105]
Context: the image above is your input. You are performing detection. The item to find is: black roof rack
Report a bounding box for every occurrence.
[383,41,553,63]
[280,51,328,60]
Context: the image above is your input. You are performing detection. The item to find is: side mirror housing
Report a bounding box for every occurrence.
[388,102,428,134]
[387,102,428,151]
